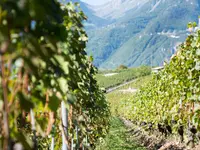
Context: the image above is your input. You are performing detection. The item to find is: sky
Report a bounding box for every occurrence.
[81,0,110,5]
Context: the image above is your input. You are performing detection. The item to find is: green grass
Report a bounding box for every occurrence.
[107,91,134,116]
[106,75,152,118]
[118,75,152,89]
[96,66,151,89]
[96,76,151,149]
[96,117,146,150]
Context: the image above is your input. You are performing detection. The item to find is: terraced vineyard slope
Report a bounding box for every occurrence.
[96,66,151,89]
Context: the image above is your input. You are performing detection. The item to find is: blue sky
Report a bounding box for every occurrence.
[81,0,110,5]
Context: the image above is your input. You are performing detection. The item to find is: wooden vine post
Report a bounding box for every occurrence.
[71,136,74,150]
[30,109,37,149]
[51,136,55,150]
[76,125,79,149]
[61,101,68,150]
[50,124,55,150]
[1,28,11,150]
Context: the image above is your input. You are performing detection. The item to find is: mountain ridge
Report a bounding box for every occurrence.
[90,0,149,19]
[61,0,200,69]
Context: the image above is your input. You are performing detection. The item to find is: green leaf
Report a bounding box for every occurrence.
[67,93,77,104]
[49,95,61,112]
[18,92,34,111]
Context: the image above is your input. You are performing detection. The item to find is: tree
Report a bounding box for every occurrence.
[117,65,128,70]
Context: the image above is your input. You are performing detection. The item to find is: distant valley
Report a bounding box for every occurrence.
[70,0,200,69]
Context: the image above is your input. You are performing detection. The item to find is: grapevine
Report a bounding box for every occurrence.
[120,25,200,146]
[0,1,109,149]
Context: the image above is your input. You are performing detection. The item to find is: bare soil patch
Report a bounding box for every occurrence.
[122,118,200,150]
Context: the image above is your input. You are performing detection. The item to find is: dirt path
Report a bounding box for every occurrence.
[121,118,200,150]
[106,79,138,93]
[119,88,138,93]
[95,117,146,150]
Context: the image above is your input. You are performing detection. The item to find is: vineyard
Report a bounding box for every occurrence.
[1,0,200,150]
[96,66,151,89]
[96,75,150,149]
[130,29,200,148]
[0,1,109,150]
[103,28,200,149]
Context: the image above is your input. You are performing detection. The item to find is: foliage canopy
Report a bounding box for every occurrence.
[0,0,109,149]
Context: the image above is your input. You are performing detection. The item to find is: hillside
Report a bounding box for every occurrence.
[80,0,200,69]
[60,0,111,28]
[100,27,200,149]
[96,66,151,89]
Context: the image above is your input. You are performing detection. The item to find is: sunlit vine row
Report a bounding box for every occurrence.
[123,26,200,144]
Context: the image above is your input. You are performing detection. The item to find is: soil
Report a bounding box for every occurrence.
[119,88,138,93]
[122,118,200,150]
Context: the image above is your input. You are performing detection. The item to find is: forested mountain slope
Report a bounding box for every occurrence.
[74,0,200,69]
